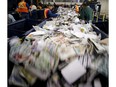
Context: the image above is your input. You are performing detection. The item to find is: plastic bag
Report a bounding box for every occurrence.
[44,38,60,72]
[90,53,108,77]
[19,67,37,85]
[9,66,29,87]
[24,49,54,80]
[57,44,76,61]
[9,39,32,64]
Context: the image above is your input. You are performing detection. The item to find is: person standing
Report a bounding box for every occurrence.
[79,1,93,23]
[29,5,38,20]
[37,2,43,10]
[44,4,59,19]
[16,0,29,19]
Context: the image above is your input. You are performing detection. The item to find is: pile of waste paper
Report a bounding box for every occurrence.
[9,7,108,87]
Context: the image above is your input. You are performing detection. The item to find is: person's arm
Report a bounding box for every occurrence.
[8,14,16,23]
[89,9,94,21]
[26,3,30,9]
[79,8,85,20]
[47,10,58,17]
[86,7,93,21]
[15,5,19,12]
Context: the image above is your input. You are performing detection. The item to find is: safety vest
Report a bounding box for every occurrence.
[75,5,79,13]
[17,1,28,13]
[44,8,49,18]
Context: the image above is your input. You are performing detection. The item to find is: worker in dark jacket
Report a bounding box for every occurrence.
[44,4,59,19]
[29,5,38,20]
[37,2,43,10]
[79,1,93,22]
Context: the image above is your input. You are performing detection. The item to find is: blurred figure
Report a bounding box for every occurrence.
[30,5,37,12]
[54,3,57,8]
[8,14,16,24]
[52,3,59,13]
[44,4,59,19]
[16,0,29,19]
[75,3,79,13]
[79,1,93,23]
[37,2,43,10]
[29,5,38,20]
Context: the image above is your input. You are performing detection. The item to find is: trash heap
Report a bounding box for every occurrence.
[9,7,108,87]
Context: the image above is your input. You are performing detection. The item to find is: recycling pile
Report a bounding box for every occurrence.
[9,7,108,87]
